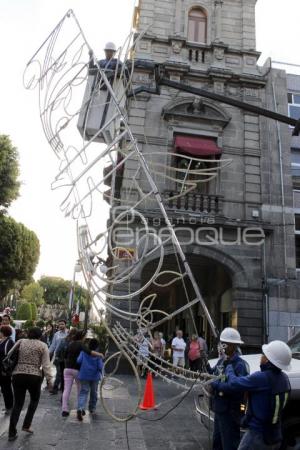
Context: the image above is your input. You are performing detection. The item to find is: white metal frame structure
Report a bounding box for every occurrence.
[24,10,226,421]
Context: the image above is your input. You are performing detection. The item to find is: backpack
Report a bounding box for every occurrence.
[1,339,19,377]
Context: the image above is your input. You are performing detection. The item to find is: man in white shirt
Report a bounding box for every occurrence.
[171,330,186,367]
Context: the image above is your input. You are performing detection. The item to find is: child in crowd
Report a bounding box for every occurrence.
[76,339,103,421]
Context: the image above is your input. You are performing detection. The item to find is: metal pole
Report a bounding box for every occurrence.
[159,78,298,128]
[272,82,288,281]
[68,267,76,324]
[83,292,91,332]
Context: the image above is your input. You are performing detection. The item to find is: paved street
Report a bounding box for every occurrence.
[0,376,210,450]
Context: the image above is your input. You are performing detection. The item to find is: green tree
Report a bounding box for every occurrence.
[21,282,44,306]
[39,276,88,309]
[16,302,32,320]
[0,215,40,298]
[0,135,20,210]
[39,276,71,305]
[30,302,38,320]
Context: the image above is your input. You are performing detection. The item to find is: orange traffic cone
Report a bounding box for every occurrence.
[139,372,157,410]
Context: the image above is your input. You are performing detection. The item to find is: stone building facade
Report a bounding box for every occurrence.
[105,0,300,350]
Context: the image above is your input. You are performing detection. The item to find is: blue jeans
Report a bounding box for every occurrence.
[213,412,241,450]
[77,380,99,411]
[238,430,281,450]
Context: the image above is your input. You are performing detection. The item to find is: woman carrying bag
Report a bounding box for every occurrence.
[6,327,53,441]
[0,325,14,414]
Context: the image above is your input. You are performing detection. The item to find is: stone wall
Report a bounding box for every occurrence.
[108,0,300,345]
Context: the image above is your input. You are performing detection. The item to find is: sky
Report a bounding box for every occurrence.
[0,0,299,283]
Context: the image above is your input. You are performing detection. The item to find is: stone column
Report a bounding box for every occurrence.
[174,0,182,35]
[214,0,223,43]
[242,0,256,49]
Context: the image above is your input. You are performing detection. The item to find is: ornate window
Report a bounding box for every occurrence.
[188,8,207,44]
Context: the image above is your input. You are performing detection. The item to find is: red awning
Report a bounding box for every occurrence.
[175,136,222,157]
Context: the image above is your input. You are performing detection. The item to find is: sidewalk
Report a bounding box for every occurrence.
[0,375,210,450]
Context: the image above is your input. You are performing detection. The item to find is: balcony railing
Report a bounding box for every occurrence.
[163,191,222,214]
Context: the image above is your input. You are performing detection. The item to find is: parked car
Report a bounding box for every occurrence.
[196,354,300,450]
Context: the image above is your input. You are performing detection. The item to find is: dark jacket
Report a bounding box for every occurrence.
[213,361,290,441]
[209,352,248,414]
[64,341,91,370]
[41,332,54,348]
[0,337,14,368]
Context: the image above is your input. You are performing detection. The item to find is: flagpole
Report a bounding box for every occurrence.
[68,260,81,324]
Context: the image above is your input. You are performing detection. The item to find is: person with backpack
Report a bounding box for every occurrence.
[212,340,291,450]
[76,339,104,420]
[0,326,14,414]
[208,327,249,450]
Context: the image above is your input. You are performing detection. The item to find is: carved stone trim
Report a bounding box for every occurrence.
[162,96,231,129]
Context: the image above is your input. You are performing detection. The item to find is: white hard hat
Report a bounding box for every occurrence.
[220,327,244,345]
[104,42,117,52]
[262,340,292,371]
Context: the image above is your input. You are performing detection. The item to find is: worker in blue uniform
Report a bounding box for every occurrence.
[212,340,291,450]
[89,42,118,72]
[208,328,249,450]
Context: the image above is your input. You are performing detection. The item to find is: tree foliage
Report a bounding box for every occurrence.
[23,319,34,329]
[0,135,20,209]
[39,276,88,309]
[16,302,32,320]
[21,282,44,306]
[30,302,38,320]
[0,215,40,298]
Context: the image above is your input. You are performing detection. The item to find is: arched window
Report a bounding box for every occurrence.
[188,8,207,44]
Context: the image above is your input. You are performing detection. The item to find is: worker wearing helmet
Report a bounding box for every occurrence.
[212,340,291,450]
[89,42,118,71]
[208,327,248,450]
[103,42,117,61]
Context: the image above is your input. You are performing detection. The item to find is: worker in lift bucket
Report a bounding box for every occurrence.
[89,42,118,71]
[207,328,249,450]
[211,341,291,450]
